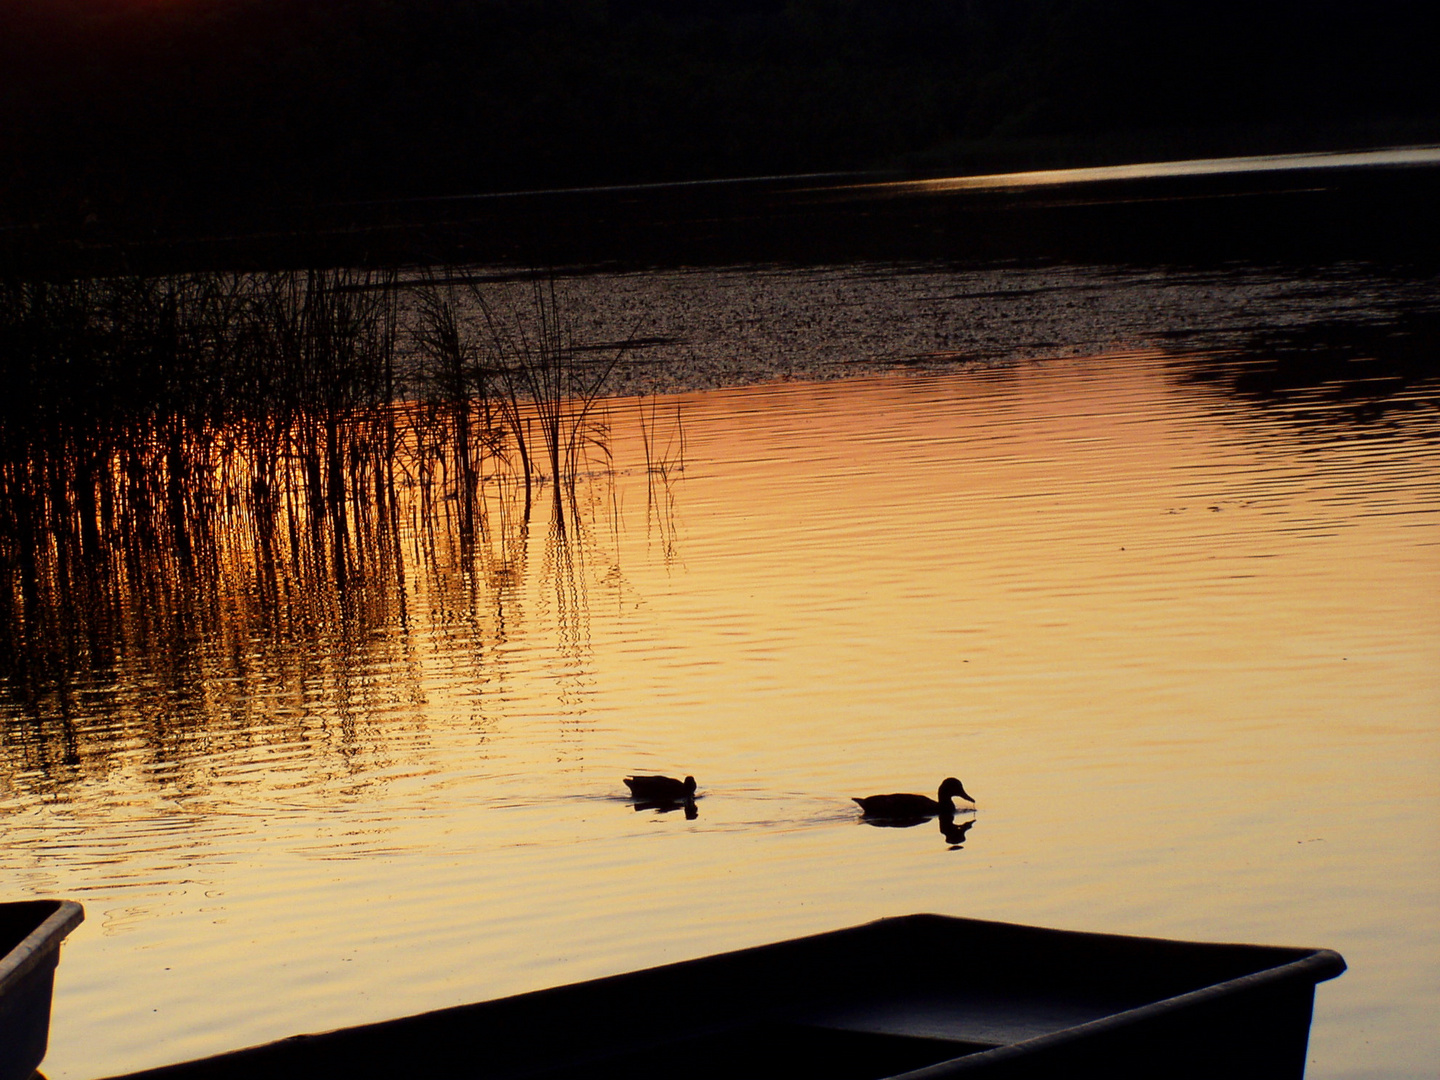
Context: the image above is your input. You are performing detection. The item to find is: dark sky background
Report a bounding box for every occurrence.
[2,0,1436,228]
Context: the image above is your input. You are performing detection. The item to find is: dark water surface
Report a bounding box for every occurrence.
[15,147,1437,274]
[2,218,1439,1079]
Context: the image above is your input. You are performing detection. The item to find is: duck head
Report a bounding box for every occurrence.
[682,776,697,797]
[939,777,975,805]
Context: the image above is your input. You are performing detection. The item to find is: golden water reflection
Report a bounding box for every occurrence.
[1,351,1437,1080]
[850,146,1440,194]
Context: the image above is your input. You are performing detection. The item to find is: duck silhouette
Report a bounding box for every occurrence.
[853,777,974,820]
[623,775,697,801]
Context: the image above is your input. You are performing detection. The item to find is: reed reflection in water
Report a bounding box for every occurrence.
[0,268,638,807]
[0,343,1435,1080]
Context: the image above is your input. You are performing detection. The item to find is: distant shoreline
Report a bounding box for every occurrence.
[3,147,1438,277]
[327,144,1440,210]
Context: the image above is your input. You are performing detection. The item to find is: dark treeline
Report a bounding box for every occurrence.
[2,0,1436,232]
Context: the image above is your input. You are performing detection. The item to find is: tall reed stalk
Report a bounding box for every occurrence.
[472,276,635,521]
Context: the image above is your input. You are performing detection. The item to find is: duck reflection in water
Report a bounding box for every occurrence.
[939,816,975,849]
[854,810,975,848]
[632,798,699,820]
[624,775,699,819]
[854,778,976,847]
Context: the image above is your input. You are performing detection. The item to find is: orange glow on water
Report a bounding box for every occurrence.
[3,351,1437,1079]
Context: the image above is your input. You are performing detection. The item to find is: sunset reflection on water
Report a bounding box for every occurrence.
[2,348,1436,1080]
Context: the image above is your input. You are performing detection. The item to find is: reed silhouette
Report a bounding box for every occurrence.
[0,268,643,756]
[639,393,685,564]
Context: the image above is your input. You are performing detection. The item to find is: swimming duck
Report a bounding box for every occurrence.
[623,775,697,801]
[853,777,974,819]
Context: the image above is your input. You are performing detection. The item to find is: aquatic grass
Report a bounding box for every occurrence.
[0,269,406,676]
[0,266,634,553]
[635,393,686,564]
[410,274,515,540]
[0,266,640,712]
[639,393,685,481]
[469,276,637,518]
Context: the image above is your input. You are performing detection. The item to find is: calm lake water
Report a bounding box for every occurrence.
[2,261,1438,1079]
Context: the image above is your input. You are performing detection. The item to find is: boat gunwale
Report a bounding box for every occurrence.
[869,940,1347,1078]
[0,900,85,999]
[95,912,1347,1079]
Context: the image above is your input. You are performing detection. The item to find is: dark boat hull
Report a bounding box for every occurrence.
[0,900,84,1080]
[101,914,1345,1080]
